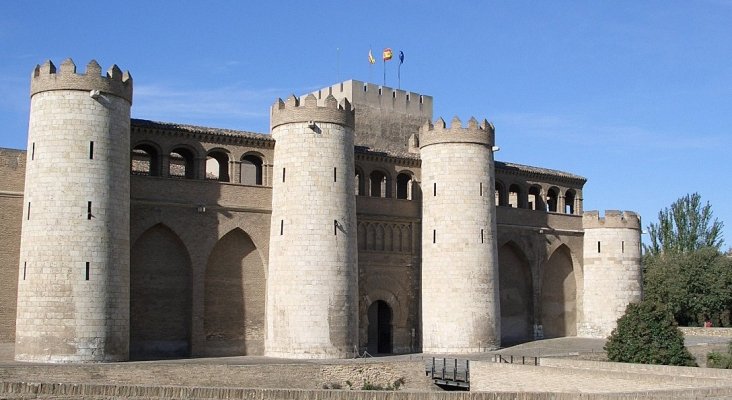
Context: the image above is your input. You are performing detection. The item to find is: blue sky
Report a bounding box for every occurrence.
[1,1,730,247]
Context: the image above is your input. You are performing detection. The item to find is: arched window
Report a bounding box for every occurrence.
[509,184,523,208]
[131,143,160,176]
[547,187,559,212]
[396,172,412,200]
[495,181,507,206]
[565,189,576,214]
[369,170,389,198]
[355,166,366,196]
[241,154,263,185]
[169,147,195,179]
[206,150,230,182]
[528,186,543,211]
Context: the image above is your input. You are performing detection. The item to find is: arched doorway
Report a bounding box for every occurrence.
[499,242,533,345]
[367,300,393,354]
[130,224,192,359]
[204,228,265,356]
[540,245,576,338]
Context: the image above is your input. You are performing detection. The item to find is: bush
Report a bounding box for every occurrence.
[605,301,696,366]
[707,342,732,369]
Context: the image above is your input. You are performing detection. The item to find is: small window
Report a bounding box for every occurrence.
[480,182,483,196]
[334,219,338,235]
[31,143,35,160]
[433,182,437,197]
[282,168,286,182]
[622,241,625,254]
[481,229,484,243]
[334,167,337,182]
[23,262,26,280]
[27,202,30,220]
[85,262,90,281]
[89,141,94,159]
[87,201,92,220]
[280,220,284,235]
[597,241,601,253]
[433,229,436,243]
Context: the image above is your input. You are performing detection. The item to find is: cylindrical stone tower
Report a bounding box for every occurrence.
[266,94,358,358]
[420,116,500,353]
[579,210,643,338]
[15,59,132,362]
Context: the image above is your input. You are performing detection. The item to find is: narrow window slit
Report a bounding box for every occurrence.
[334,167,337,182]
[597,241,601,253]
[87,201,92,220]
[280,220,284,235]
[481,229,484,243]
[85,262,90,281]
[89,141,94,159]
[31,143,35,160]
[433,229,436,243]
[27,202,30,220]
[334,219,338,235]
[433,182,437,196]
[622,241,625,253]
[23,262,26,280]
[282,168,286,182]
[480,182,483,196]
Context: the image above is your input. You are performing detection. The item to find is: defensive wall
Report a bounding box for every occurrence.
[2,59,644,362]
[0,149,25,343]
[0,123,606,354]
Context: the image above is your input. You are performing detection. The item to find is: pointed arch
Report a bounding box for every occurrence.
[384,224,394,252]
[499,241,533,345]
[203,228,265,356]
[541,244,576,338]
[367,300,393,354]
[375,224,385,251]
[130,223,192,359]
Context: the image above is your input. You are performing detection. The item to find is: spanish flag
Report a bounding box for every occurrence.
[383,48,393,61]
[368,49,376,64]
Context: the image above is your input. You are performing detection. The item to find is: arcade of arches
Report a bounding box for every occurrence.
[128,223,579,356]
[130,224,266,359]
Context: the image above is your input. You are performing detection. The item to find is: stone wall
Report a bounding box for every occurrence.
[579,211,642,338]
[0,148,25,343]
[16,78,131,362]
[420,118,499,352]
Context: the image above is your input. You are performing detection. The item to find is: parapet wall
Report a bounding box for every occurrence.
[270,94,354,130]
[582,210,641,230]
[418,117,495,148]
[30,59,133,103]
[312,80,433,116]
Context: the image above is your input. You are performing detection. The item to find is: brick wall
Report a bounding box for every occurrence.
[0,148,25,343]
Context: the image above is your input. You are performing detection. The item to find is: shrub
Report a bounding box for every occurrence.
[707,342,732,369]
[605,301,696,366]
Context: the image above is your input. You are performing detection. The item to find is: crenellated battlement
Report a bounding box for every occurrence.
[582,210,641,230]
[270,93,354,130]
[310,80,433,116]
[30,59,133,103]
[418,116,495,149]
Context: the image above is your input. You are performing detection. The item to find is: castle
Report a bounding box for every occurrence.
[0,59,643,362]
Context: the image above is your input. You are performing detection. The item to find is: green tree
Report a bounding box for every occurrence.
[644,247,732,326]
[644,193,724,256]
[605,301,696,366]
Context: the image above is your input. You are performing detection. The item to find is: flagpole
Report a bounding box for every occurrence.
[398,51,404,90]
[336,47,340,82]
[398,63,401,89]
